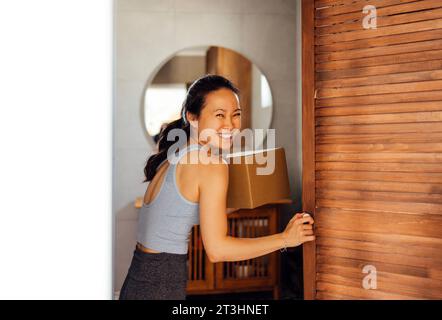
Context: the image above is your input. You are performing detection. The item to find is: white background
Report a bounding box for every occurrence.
[0,0,113,299]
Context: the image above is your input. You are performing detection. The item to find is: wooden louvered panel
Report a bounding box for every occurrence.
[303,0,442,299]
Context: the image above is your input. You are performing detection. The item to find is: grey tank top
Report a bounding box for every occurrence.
[136,143,203,254]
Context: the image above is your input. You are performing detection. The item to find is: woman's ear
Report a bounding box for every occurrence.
[186,111,198,129]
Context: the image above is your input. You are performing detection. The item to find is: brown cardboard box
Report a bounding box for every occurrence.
[225,147,291,209]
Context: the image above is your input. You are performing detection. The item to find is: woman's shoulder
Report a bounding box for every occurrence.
[177,148,227,171]
[196,151,228,185]
[197,149,228,166]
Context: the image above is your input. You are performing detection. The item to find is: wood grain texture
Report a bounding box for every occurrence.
[302,0,317,300]
[309,0,442,299]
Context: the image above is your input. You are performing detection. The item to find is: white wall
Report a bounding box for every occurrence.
[114,0,302,297]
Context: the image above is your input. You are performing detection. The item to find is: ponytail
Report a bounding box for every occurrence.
[143,117,190,182]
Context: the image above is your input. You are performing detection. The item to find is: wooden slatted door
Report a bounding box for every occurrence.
[302,0,442,299]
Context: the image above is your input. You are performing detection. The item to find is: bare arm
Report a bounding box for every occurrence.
[198,158,286,262]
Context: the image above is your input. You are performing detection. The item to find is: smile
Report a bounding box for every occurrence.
[218,132,233,140]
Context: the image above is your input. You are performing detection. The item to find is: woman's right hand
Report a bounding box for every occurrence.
[281,212,315,247]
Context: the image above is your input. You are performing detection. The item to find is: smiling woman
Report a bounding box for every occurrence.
[144,45,273,150]
[118,74,315,300]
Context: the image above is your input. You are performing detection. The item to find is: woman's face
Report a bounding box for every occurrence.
[189,88,242,151]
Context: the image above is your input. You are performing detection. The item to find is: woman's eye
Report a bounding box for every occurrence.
[216,114,224,118]
[234,113,241,117]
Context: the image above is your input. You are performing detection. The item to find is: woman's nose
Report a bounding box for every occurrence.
[223,116,234,129]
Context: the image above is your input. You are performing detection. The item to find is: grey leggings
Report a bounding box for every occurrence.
[119,246,188,300]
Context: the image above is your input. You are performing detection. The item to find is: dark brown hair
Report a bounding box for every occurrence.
[143,74,240,182]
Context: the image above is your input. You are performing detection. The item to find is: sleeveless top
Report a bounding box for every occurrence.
[136,143,204,254]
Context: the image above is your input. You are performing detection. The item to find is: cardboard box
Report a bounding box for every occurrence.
[225,147,291,209]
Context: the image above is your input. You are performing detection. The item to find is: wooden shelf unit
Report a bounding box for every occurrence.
[186,204,281,299]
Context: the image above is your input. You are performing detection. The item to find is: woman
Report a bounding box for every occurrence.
[118,74,315,300]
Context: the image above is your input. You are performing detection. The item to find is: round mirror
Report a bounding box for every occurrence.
[144,45,273,149]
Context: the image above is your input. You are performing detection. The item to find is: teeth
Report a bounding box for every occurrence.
[218,133,232,139]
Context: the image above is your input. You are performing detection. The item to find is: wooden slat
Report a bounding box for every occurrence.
[228,220,232,278]
[317,111,442,125]
[317,18,442,45]
[316,171,442,184]
[246,219,250,278]
[316,161,442,173]
[316,152,442,163]
[316,142,442,153]
[316,0,419,18]
[315,0,360,8]
[317,28,442,53]
[315,228,442,248]
[317,49,442,72]
[317,38,442,65]
[252,219,257,277]
[317,189,442,204]
[317,254,429,279]
[316,198,442,215]
[318,69,442,89]
[316,179,442,194]
[316,91,442,107]
[198,227,203,279]
[316,291,362,300]
[316,101,442,116]
[316,0,442,27]
[317,237,442,258]
[317,246,442,269]
[318,264,442,294]
[317,273,439,299]
[188,227,193,280]
[316,281,418,299]
[317,60,442,81]
[317,7,442,36]
[317,79,442,99]
[317,131,442,144]
[317,264,442,298]
[193,225,197,280]
[316,122,442,135]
